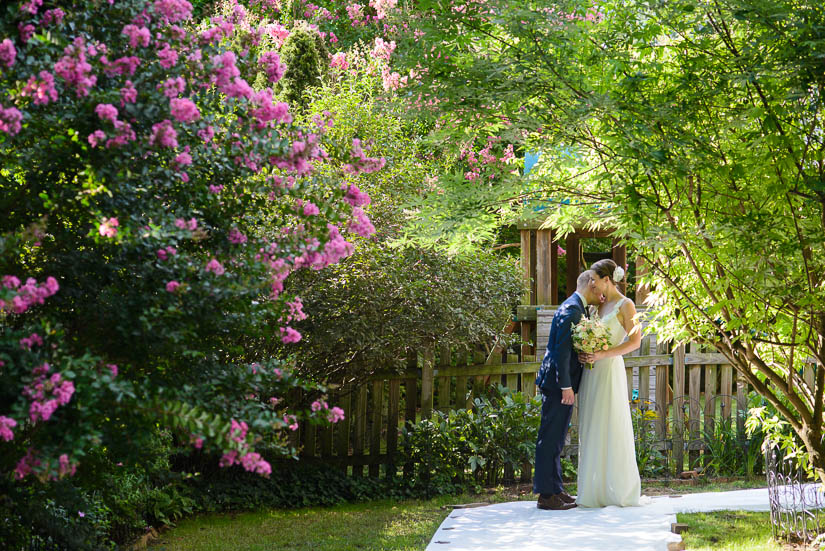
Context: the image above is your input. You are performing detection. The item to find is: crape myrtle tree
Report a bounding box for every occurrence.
[391,0,825,477]
[0,0,386,483]
[262,27,523,388]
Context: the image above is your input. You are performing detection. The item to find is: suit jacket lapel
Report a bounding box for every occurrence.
[574,293,588,318]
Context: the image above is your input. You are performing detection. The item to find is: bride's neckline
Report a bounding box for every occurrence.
[597,296,626,320]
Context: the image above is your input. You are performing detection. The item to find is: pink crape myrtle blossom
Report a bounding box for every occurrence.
[343,139,386,174]
[346,3,365,23]
[279,326,301,343]
[328,407,345,423]
[371,38,396,61]
[161,76,185,98]
[153,0,193,24]
[106,120,137,148]
[21,71,58,105]
[20,0,43,15]
[157,43,179,68]
[18,23,35,43]
[249,89,290,128]
[0,105,24,135]
[54,37,97,96]
[210,51,240,88]
[259,51,285,83]
[343,184,371,207]
[205,258,225,275]
[0,416,17,441]
[149,119,178,147]
[19,332,44,349]
[228,228,247,244]
[122,24,151,48]
[0,275,59,314]
[15,449,40,480]
[348,207,375,237]
[157,245,177,260]
[94,103,118,123]
[302,201,320,216]
[369,0,397,19]
[42,8,66,26]
[102,55,141,77]
[169,97,200,122]
[120,80,138,105]
[99,217,119,237]
[23,364,75,423]
[240,452,271,476]
[223,76,253,99]
[329,52,348,71]
[165,280,180,292]
[268,22,290,47]
[174,217,197,230]
[0,39,17,68]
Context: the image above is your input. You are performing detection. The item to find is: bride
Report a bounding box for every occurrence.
[576,259,644,507]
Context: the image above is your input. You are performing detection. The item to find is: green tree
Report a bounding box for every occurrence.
[277,22,328,111]
[393,0,825,477]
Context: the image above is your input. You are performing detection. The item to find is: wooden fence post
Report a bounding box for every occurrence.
[704,364,717,469]
[720,364,733,428]
[672,345,686,476]
[403,352,417,479]
[421,346,435,420]
[455,350,470,409]
[387,379,400,477]
[370,380,384,477]
[689,364,701,469]
[655,349,669,473]
[353,385,368,477]
[336,389,352,473]
[437,345,451,412]
[736,372,748,441]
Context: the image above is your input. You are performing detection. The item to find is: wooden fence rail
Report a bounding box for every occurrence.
[297,330,757,479]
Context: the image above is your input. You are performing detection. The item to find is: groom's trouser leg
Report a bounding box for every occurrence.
[533,388,574,495]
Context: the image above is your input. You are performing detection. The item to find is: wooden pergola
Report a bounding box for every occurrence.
[516,217,649,356]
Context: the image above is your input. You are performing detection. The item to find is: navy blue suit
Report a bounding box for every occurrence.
[533,293,587,496]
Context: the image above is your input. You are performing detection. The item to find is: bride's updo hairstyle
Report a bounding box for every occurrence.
[591,259,624,284]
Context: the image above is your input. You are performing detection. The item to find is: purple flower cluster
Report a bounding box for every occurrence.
[0,275,59,314]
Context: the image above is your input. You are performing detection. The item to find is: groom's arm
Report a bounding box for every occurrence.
[554,307,583,390]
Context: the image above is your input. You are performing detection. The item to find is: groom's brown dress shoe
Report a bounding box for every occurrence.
[537,494,577,510]
[558,492,576,504]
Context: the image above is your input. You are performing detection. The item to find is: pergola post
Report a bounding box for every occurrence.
[611,239,627,295]
[536,229,554,304]
[565,235,581,298]
[635,254,649,306]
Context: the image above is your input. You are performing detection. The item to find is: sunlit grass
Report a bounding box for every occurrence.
[677,511,782,551]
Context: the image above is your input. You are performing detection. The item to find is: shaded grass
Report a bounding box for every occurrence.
[149,496,460,551]
[150,479,771,551]
[677,511,782,551]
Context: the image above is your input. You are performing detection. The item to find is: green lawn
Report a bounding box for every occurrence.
[149,496,460,551]
[150,479,776,551]
[677,511,781,551]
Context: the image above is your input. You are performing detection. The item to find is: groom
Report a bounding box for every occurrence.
[533,270,606,510]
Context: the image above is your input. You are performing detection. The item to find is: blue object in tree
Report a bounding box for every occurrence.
[523,150,540,176]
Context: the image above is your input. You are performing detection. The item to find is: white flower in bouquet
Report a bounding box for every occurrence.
[571,317,611,368]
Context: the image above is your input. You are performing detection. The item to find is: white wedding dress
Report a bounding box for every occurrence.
[576,297,643,507]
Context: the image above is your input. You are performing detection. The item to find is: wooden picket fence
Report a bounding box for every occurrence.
[297,348,764,479]
[295,308,788,479]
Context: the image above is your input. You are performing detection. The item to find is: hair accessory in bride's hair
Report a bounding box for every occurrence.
[612,266,625,282]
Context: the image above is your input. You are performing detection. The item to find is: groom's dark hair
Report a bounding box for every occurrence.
[576,270,594,291]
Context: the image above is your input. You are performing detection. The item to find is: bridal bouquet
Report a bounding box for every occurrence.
[571,317,611,368]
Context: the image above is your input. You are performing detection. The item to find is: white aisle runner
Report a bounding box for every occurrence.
[426,488,772,551]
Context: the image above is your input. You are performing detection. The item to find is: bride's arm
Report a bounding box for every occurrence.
[581,300,642,363]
